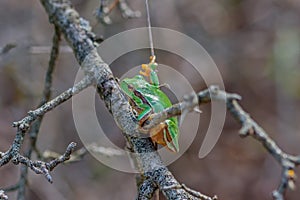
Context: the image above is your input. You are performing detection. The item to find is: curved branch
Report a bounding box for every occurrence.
[226,99,299,199]
[12,76,93,132]
[141,85,241,131]
[12,142,76,183]
[142,85,300,199]
[0,76,91,171]
[185,86,300,199]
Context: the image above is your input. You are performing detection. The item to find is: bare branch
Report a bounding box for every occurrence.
[225,98,299,199]
[0,76,91,197]
[200,86,299,199]
[39,1,216,199]
[47,142,77,171]
[95,0,140,24]
[1,141,76,199]
[12,142,76,183]
[161,184,217,200]
[41,25,61,106]
[182,184,218,200]
[142,85,241,131]
[12,76,93,132]
[141,85,300,199]
[43,144,124,163]
[16,25,61,200]
[0,129,26,167]
[2,184,20,193]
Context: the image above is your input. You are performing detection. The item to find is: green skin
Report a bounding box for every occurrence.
[120,62,179,152]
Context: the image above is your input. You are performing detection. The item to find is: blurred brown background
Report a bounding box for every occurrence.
[1,0,300,199]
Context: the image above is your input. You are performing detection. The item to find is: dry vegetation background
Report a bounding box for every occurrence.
[1,0,300,199]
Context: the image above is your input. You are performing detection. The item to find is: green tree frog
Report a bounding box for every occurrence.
[120,56,179,152]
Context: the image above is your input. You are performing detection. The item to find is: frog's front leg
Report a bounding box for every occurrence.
[137,104,153,126]
[140,56,160,86]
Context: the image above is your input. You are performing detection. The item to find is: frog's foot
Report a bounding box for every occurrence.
[150,123,167,146]
[149,55,156,64]
[193,106,202,113]
[159,83,171,90]
[140,64,152,77]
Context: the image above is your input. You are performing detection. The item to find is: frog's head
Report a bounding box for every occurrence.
[120,75,144,97]
[120,78,134,97]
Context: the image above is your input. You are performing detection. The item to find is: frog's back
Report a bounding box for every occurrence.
[123,75,174,113]
[135,82,172,112]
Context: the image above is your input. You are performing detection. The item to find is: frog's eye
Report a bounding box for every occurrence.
[135,75,144,79]
[127,84,134,91]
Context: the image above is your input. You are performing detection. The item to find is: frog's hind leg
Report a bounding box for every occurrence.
[150,123,167,147]
[137,106,153,125]
[163,128,177,152]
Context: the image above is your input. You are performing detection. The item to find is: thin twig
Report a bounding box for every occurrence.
[161,184,217,200]
[146,85,299,199]
[1,142,76,198]
[12,142,76,183]
[17,25,61,200]
[95,0,140,24]
[12,76,93,132]
[181,184,218,200]
[226,99,300,199]
[0,76,91,174]
[43,144,124,163]
[141,85,240,131]
[3,184,20,192]
[0,43,17,55]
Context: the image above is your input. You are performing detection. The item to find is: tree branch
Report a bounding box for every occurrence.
[164,85,300,200]
[12,76,93,132]
[2,0,296,199]
[226,97,300,200]
[39,0,216,199]
[141,85,300,199]
[12,142,76,183]
[0,75,92,199]
[43,144,124,163]
[95,0,140,24]
[141,85,240,131]
[16,24,61,200]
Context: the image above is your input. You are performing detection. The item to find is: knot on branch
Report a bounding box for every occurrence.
[12,121,30,132]
[208,85,242,102]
